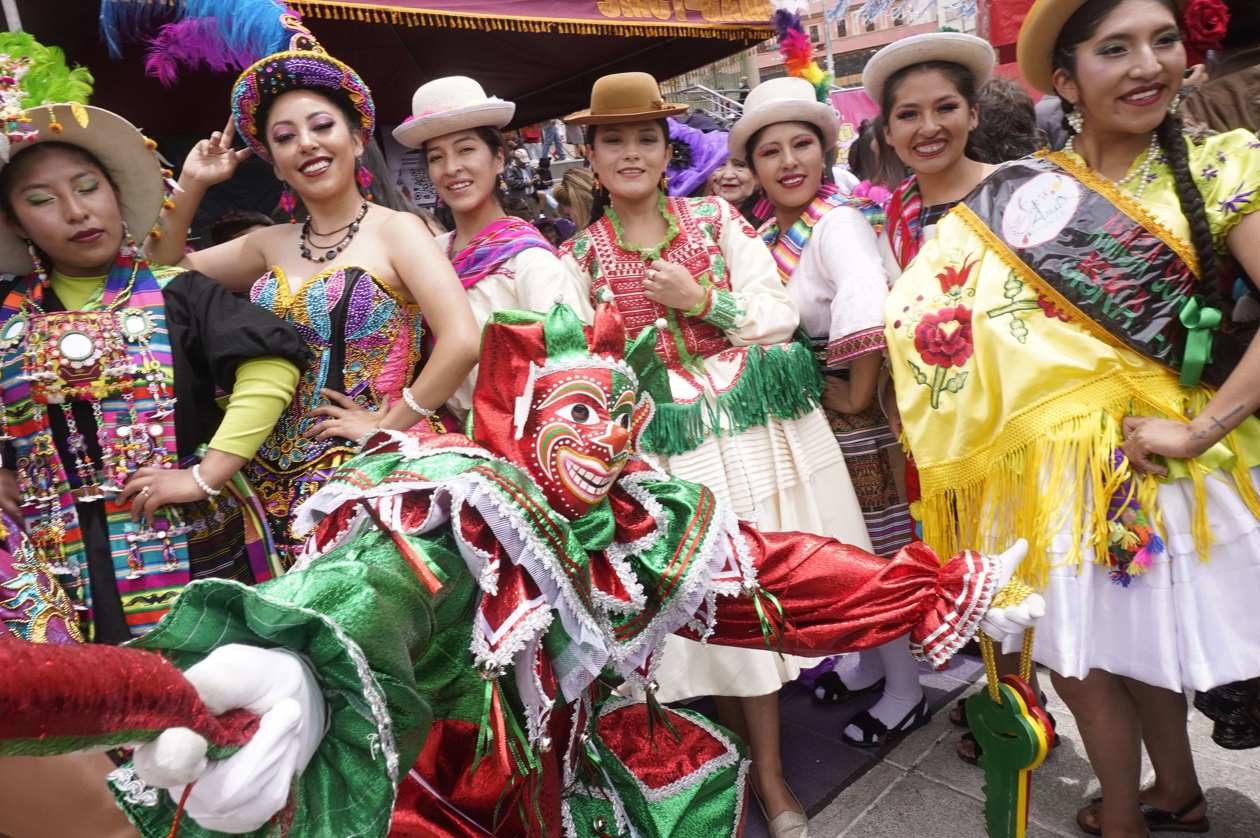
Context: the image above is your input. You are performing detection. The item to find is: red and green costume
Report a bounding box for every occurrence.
[1,304,1001,837]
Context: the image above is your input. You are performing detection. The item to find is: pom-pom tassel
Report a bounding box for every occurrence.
[355,161,374,200]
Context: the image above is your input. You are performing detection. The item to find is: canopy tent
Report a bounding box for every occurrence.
[17,0,772,132]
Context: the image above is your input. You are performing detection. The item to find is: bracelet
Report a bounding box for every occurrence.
[191,463,221,497]
[401,387,437,418]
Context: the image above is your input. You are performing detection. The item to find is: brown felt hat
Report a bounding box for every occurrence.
[564,72,688,126]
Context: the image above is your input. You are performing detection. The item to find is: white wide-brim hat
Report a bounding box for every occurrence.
[727,77,839,160]
[862,32,996,105]
[0,103,165,275]
[392,76,515,149]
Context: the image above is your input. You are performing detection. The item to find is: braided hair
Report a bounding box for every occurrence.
[1053,0,1218,290]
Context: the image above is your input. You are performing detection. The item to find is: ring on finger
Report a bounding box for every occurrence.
[140,486,152,496]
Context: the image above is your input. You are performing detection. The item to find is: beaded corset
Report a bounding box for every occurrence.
[246,266,423,557]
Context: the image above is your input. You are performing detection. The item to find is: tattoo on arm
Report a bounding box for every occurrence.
[1195,404,1246,440]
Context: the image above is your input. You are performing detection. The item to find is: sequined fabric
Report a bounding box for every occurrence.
[246,265,423,565]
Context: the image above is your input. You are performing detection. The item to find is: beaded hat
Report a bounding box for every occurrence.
[98,1,375,163]
[231,34,376,162]
[0,33,167,275]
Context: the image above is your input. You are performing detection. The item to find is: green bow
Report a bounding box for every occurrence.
[1179,296,1222,387]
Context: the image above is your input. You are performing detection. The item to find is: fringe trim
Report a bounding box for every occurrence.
[916,370,1260,590]
[288,1,772,40]
[642,342,824,456]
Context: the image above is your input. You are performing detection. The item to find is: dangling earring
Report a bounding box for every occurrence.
[119,221,139,259]
[498,173,509,193]
[25,239,47,283]
[278,183,298,222]
[1168,92,1183,115]
[1066,109,1084,135]
[658,172,669,194]
[355,160,374,201]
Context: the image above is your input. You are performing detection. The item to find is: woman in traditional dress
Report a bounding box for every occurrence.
[559,71,872,837]
[733,76,925,748]
[390,76,586,417]
[887,0,1260,834]
[0,34,307,647]
[143,26,481,565]
[858,34,1033,764]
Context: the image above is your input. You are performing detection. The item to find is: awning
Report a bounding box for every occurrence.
[19,0,772,133]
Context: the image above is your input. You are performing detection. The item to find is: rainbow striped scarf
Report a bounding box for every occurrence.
[760,184,883,284]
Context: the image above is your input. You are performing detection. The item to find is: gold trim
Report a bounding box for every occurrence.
[1041,149,1200,278]
[952,202,1182,380]
[288,0,774,40]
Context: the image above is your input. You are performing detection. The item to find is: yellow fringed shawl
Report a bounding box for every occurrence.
[885,130,1260,588]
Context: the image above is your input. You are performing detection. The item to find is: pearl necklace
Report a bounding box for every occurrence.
[1064,132,1165,199]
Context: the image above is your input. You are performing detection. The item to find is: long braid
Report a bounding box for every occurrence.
[1156,110,1218,290]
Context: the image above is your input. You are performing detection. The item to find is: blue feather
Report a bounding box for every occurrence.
[100,0,292,64]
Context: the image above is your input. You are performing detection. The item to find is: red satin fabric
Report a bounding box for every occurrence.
[596,703,729,791]
[0,635,258,751]
[696,528,990,665]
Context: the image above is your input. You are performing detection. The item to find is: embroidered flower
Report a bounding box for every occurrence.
[934,256,977,295]
[1200,166,1218,181]
[1219,185,1258,215]
[914,305,973,368]
[1036,294,1071,322]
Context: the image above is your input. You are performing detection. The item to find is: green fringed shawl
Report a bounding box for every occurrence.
[641,336,824,457]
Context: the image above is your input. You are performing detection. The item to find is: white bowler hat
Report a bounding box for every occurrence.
[392,76,515,149]
[727,77,839,160]
[862,32,996,104]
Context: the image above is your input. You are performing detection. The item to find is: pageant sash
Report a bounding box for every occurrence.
[956,151,1241,387]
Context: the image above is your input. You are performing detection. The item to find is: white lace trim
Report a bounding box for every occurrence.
[108,764,159,808]
[596,696,745,805]
[910,551,997,668]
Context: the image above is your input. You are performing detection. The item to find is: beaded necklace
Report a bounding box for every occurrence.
[1064,132,1165,199]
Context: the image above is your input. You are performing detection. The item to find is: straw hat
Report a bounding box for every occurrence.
[392,76,515,149]
[862,32,996,104]
[1018,0,1093,94]
[564,72,687,126]
[727,77,839,160]
[0,104,165,275]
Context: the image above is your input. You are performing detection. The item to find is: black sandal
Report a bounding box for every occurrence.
[1076,792,1210,836]
[840,696,931,748]
[949,697,968,727]
[811,672,884,705]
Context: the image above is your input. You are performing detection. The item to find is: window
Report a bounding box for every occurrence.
[836,18,847,37]
[893,14,904,26]
[809,24,820,42]
[865,19,876,32]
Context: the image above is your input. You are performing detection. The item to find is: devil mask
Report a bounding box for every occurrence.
[468,304,658,520]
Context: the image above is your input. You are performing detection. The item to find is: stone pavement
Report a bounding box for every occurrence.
[736,655,1260,837]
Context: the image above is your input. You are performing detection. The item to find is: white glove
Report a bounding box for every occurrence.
[132,644,326,834]
[979,539,1047,642]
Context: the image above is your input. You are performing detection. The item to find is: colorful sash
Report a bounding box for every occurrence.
[0,256,199,637]
[759,184,884,283]
[448,216,556,290]
[956,152,1243,388]
[886,175,923,271]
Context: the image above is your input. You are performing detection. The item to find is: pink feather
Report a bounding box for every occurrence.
[143,18,253,86]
